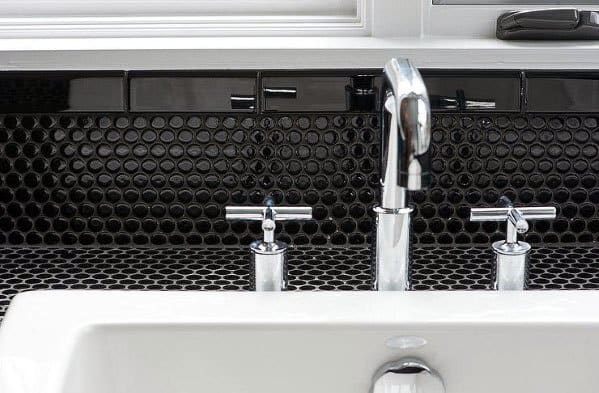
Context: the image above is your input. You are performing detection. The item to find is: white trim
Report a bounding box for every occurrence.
[0,0,370,38]
[0,0,594,40]
[0,0,598,69]
[435,0,595,4]
[2,0,357,17]
[2,37,599,70]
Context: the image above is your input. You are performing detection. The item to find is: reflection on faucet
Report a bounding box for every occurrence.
[371,358,445,393]
[373,58,431,291]
[430,89,496,111]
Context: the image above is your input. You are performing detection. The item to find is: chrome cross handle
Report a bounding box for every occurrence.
[226,198,312,291]
[470,196,556,290]
[470,196,555,244]
[226,203,312,244]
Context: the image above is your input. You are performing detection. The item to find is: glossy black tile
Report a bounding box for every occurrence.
[0,72,125,113]
[6,70,599,115]
[527,73,599,112]
[0,113,379,248]
[262,74,381,112]
[130,74,256,112]
[421,72,521,112]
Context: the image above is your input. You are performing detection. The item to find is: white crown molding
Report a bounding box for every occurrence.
[2,37,599,70]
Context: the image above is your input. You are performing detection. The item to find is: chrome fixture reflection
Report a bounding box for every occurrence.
[373,58,431,291]
[262,87,298,99]
[430,91,496,110]
[226,198,312,291]
[371,358,445,393]
[230,94,256,110]
[470,196,556,290]
[348,75,378,111]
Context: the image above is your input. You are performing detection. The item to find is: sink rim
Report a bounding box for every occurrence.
[2,290,599,393]
[4,289,599,326]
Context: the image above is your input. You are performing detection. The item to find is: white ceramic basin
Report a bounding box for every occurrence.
[1,290,599,393]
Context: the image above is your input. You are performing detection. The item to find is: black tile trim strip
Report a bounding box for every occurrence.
[129,75,257,113]
[422,71,522,112]
[0,71,126,113]
[526,72,599,113]
[0,70,598,114]
[123,71,130,113]
[520,71,527,114]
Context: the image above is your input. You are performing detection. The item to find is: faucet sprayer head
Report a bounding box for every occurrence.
[381,58,432,192]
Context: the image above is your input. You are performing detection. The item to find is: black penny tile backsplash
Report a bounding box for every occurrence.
[1,70,599,248]
[0,113,378,247]
[416,114,599,245]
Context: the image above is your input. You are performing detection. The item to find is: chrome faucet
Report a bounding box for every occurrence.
[372,358,445,393]
[470,196,556,290]
[373,58,431,291]
[226,198,312,291]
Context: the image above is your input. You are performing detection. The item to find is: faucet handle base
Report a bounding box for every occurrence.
[226,199,312,292]
[470,197,555,291]
[373,206,413,291]
[492,240,531,291]
[250,240,287,292]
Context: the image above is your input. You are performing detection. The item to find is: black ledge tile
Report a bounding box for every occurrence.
[262,72,382,112]
[527,73,599,112]
[421,71,522,112]
[129,73,257,113]
[0,72,125,113]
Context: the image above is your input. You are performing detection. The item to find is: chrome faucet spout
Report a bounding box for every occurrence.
[380,58,431,210]
[374,58,432,291]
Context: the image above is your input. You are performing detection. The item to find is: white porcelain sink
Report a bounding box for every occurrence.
[1,290,599,393]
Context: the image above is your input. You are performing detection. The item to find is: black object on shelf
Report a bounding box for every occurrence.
[497,9,599,40]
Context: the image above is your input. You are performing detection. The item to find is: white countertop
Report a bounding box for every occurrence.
[1,36,599,70]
